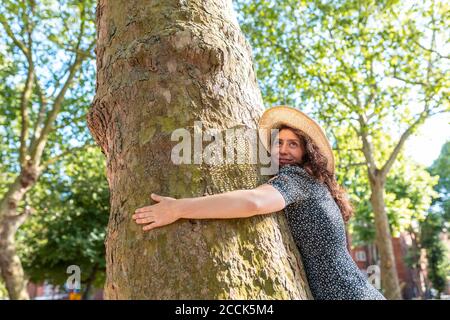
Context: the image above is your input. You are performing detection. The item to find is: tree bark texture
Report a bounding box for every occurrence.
[88,0,312,299]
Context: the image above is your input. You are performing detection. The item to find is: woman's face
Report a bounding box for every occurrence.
[270,128,305,166]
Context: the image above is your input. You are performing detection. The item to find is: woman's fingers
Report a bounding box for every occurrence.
[143,222,159,231]
[150,193,163,202]
[135,217,155,224]
[134,206,153,214]
[150,193,176,201]
[134,193,177,231]
[132,211,153,219]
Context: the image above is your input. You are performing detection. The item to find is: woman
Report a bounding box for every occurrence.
[132,105,386,300]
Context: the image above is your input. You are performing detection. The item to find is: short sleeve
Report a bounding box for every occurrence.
[266,165,312,206]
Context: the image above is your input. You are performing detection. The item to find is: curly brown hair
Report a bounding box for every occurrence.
[274,125,353,223]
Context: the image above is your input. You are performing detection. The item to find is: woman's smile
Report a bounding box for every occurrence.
[279,158,294,165]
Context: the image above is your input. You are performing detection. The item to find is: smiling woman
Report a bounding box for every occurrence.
[271,128,305,166]
[132,125,310,228]
[133,105,386,300]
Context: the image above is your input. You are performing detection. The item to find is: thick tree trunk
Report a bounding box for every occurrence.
[369,173,402,300]
[87,0,312,299]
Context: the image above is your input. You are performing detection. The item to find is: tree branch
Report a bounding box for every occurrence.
[413,39,449,60]
[6,3,37,168]
[381,15,441,179]
[29,77,47,153]
[392,71,428,87]
[28,3,94,167]
[39,142,98,172]
[380,110,429,179]
[0,15,30,58]
[10,204,34,229]
[357,115,377,176]
[53,114,88,131]
[18,64,34,167]
[338,162,367,170]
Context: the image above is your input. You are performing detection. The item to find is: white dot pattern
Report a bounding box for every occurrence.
[267,164,386,300]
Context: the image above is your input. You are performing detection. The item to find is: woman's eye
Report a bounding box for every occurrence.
[290,142,298,147]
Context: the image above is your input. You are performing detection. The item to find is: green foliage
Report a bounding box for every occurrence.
[419,141,450,296]
[16,147,109,290]
[0,0,99,295]
[235,0,448,250]
[426,241,449,296]
[420,212,449,297]
[347,150,438,245]
[328,126,439,245]
[0,279,7,299]
[385,158,438,236]
[236,0,448,131]
[0,0,96,179]
[429,141,450,222]
[0,0,447,298]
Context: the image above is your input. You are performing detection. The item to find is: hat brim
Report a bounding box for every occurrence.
[258,105,335,174]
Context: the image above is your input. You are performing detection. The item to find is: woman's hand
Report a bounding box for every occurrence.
[132,193,179,231]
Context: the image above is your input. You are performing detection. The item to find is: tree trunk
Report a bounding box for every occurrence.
[87,0,312,299]
[369,173,402,300]
[82,263,99,300]
[408,229,425,298]
[0,164,38,300]
[0,217,29,300]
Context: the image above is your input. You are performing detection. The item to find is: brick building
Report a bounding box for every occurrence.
[348,231,433,299]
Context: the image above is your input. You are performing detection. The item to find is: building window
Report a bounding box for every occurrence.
[355,250,367,262]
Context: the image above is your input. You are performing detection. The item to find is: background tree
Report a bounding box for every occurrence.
[236,0,449,299]
[17,147,108,300]
[344,152,438,247]
[0,0,96,299]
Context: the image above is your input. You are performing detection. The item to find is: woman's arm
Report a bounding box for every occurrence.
[178,184,286,219]
[132,184,285,231]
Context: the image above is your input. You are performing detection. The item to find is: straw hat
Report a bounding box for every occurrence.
[258,105,335,174]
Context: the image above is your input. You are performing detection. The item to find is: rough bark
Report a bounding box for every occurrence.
[87,0,312,299]
[368,173,402,300]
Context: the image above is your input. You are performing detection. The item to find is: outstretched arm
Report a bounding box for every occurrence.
[132,184,286,231]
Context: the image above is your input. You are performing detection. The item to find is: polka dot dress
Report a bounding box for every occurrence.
[267,164,386,300]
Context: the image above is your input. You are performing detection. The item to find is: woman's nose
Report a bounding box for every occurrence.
[279,143,288,154]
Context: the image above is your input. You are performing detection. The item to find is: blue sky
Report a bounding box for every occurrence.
[405,113,449,167]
